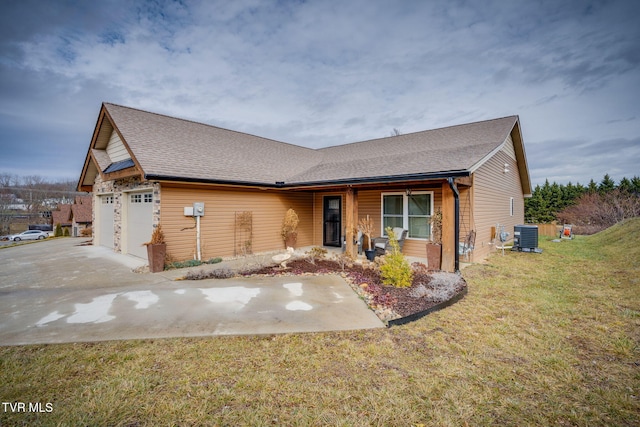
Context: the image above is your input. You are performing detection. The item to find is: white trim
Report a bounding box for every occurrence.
[381,191,434,240]
[468,138,507,174]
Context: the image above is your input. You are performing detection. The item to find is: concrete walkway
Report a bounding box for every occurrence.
[0,239,383,346]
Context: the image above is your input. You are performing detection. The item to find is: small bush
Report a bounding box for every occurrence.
[332,252,354,271]
[54,223,63,237]
[165,257,222,270]
[305,246,328,265]
[63,227,70,237]
[380,227,413,288]
[184,268,235,280]
[80,227,92,237]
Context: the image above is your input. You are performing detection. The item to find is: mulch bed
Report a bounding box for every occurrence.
[237,258,467,324]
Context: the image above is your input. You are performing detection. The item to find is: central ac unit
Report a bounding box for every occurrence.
[512,225,542,253]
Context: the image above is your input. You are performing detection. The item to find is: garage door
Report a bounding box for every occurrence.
[99,195,114,248]
[127,192,154,259]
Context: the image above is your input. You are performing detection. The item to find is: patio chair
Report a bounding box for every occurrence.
[459,230,476,261]
[343,230,364,254]
[373,227,408,256]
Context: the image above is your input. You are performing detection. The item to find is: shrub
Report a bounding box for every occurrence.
[332,252,354,271]
[557,189,640,234]
[184,268,235,280]
[305,246,328,264]
[379,227,413,288]
[54,223,63,237]
[80,227,92,237]
[63,227,70,237]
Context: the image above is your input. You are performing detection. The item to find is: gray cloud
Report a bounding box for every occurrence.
[0,0,639,185]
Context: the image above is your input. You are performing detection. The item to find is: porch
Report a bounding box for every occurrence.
[306,176,473,272]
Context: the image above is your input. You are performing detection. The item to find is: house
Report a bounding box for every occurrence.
[52,204,72,234]
[71,196,92,237]
[52,196,92,237]
[78,103,531,271]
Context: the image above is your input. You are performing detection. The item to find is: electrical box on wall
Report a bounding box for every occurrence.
[184,206,194,216]
[193,202,205,217]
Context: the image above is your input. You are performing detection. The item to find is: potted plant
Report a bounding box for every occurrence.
[358,215,376,261]
[281,208,299,249]
[144,225,166,273]
[426,208,443,270]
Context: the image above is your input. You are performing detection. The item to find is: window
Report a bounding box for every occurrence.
[130,193,152,204]
[381,192,433,239]
[102,196,113,204]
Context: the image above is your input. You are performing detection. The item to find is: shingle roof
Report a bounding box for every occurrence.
[104,103,322,186]
[52,204,72,227]
[71,196,92,223]
[97,103,522,187]
[290,116,519,184]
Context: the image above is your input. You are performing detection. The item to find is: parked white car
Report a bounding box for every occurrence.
[7,230,50,241]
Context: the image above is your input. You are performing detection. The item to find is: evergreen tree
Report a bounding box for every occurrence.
[618,177,633,193]
[599,174,616,193]
[630,176,640,195]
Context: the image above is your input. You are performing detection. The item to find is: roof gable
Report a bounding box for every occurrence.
[78,103,531,191]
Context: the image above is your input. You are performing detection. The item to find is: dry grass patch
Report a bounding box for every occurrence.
[2,219,639,426]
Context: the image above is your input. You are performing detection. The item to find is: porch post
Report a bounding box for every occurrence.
[345,187,357,258]
[441,182,455,272]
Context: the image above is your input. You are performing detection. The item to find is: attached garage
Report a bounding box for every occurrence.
[99,195,114,248]
[125,191,154,259]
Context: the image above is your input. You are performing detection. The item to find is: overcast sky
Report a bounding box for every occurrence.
[1,0,638,188]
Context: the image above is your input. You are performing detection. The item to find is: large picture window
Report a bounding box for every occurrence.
[381,192,433,239]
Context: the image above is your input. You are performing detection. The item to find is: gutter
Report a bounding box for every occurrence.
[145,170,471,190]
[448,177,460,273]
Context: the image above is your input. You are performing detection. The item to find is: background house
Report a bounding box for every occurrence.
[78,103,531,271]
[52,196,92,237]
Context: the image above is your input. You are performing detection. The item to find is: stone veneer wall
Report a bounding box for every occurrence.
[92,173,161,253]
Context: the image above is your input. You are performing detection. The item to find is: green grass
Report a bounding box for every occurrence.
[2,219,639,426]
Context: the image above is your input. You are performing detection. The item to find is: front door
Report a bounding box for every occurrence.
[323,196,342,247]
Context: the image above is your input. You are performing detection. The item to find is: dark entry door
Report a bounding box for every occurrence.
[323,196,342,247]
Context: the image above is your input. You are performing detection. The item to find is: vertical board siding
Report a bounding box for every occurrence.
[161,185,313,261]
[106,130,131,162]
[472,141,525,262]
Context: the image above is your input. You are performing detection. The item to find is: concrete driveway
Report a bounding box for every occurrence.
[0,239,383,346]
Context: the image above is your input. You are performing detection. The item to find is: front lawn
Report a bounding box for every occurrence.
[1,220,638,426]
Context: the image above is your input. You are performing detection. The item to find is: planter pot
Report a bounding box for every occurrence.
[146,243,166,273]
[426,243,442,271]
[365,249,376,262]
[284,233,297,249]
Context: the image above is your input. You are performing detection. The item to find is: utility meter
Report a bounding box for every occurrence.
[193,202,205,217]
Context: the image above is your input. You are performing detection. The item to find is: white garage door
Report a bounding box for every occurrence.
[127,192,154,259]
[99,195,114,248]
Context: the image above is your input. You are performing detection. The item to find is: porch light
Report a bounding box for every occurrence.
[503,163,510,174]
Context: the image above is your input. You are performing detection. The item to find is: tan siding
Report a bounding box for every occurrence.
[471,143,525,262]
[106,130,130,162]
[502,134,516,160]
[161,185,313,261]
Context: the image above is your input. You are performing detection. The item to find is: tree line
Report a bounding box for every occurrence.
[525,174,640,234]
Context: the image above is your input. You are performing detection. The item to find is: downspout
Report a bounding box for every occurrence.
[448,177,460,272]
